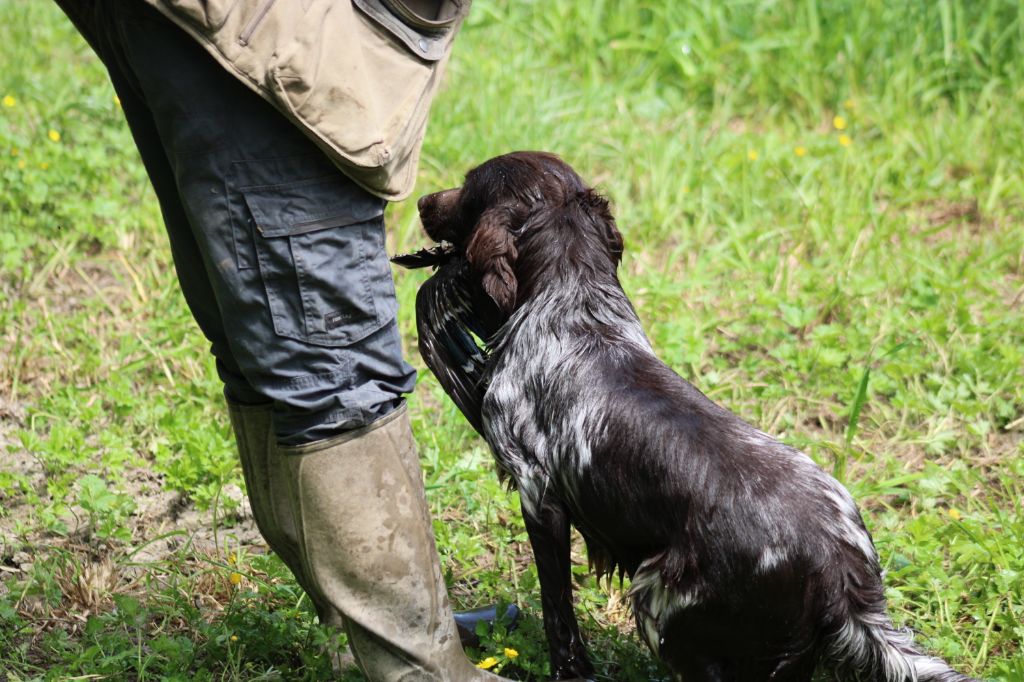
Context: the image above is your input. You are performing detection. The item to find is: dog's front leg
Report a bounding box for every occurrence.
[522,490,594,680]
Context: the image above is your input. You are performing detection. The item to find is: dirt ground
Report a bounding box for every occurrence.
[0,394,265,606]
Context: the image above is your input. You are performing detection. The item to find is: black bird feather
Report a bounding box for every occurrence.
[392,246,503,433]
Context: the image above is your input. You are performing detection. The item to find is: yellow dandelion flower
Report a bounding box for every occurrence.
[230,634,238,642]
[504,647,519,659]
[838,134,852,148]
[477,657,498,670]
[794,146,807,157]
[682,185,690,194]
[844,98,855,110]
[747,149,759,161]
[114,95,122,108]
[17,159,26,170]
[11,148,18,156]
[229,572,243,585]
[2,94,15,107]
[948,508,962,521]
[833,115,847,130]
[228,552,237,565]
[48,129,61,142]
[39,162,49,170]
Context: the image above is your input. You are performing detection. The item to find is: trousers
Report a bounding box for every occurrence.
[56,1,418,444]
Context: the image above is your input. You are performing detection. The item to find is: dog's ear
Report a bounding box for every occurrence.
[584,190,624,265]
[466,206,518,314]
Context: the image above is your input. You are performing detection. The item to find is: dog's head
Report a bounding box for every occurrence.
[417,152,623,315]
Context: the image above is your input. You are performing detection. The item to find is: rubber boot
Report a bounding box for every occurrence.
[282,404,504,681]
[227,401,344,627]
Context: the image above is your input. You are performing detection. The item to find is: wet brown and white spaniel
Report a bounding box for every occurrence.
[394,152,975,682]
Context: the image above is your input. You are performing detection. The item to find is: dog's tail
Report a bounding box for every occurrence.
[822,581,976,682]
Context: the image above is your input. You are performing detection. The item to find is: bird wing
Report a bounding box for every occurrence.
[413,257,493,435]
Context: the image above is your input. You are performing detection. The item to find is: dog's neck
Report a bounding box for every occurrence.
[493,261,651,355]
[514,218,621,300]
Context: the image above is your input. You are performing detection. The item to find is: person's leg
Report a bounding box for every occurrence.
[54,0,333,630]
[59,2,507,678]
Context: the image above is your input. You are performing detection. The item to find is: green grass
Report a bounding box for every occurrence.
[2,0,1023,679]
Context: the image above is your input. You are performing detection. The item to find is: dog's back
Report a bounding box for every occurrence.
[484,270,970,681]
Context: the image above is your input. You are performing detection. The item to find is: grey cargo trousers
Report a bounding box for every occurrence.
[57,1,417,444]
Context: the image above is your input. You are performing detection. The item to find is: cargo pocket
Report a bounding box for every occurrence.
[240,173,395,347]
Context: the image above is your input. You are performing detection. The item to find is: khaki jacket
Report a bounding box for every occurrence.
[142,0,471,200]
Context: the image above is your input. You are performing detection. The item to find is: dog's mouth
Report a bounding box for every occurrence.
[390,240,458,270]
[392,190,466,270]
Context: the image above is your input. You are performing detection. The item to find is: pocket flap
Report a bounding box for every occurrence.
[242,175,385,238]
[352,0,464,62]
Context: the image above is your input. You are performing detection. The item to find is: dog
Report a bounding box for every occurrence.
[394,152,976,681]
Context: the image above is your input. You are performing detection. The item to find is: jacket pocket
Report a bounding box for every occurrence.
[240,173,396,347]
[268,0,471,198]
[352,0,461,61]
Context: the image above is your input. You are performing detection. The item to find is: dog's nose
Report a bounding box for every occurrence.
[419,188,460,215]
[417,193,432,213]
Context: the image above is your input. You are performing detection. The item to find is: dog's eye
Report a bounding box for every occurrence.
[508,201,535,234]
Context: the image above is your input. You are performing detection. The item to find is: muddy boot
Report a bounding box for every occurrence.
[229,401,358,676]
[282,403,505,681]
[227,401,342,623]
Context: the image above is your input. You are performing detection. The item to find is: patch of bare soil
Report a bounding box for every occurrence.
[0,398,269,635]
[900,197,995,246]
[0,451,264,569]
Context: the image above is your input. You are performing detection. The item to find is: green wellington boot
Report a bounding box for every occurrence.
[281,404,506,681]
